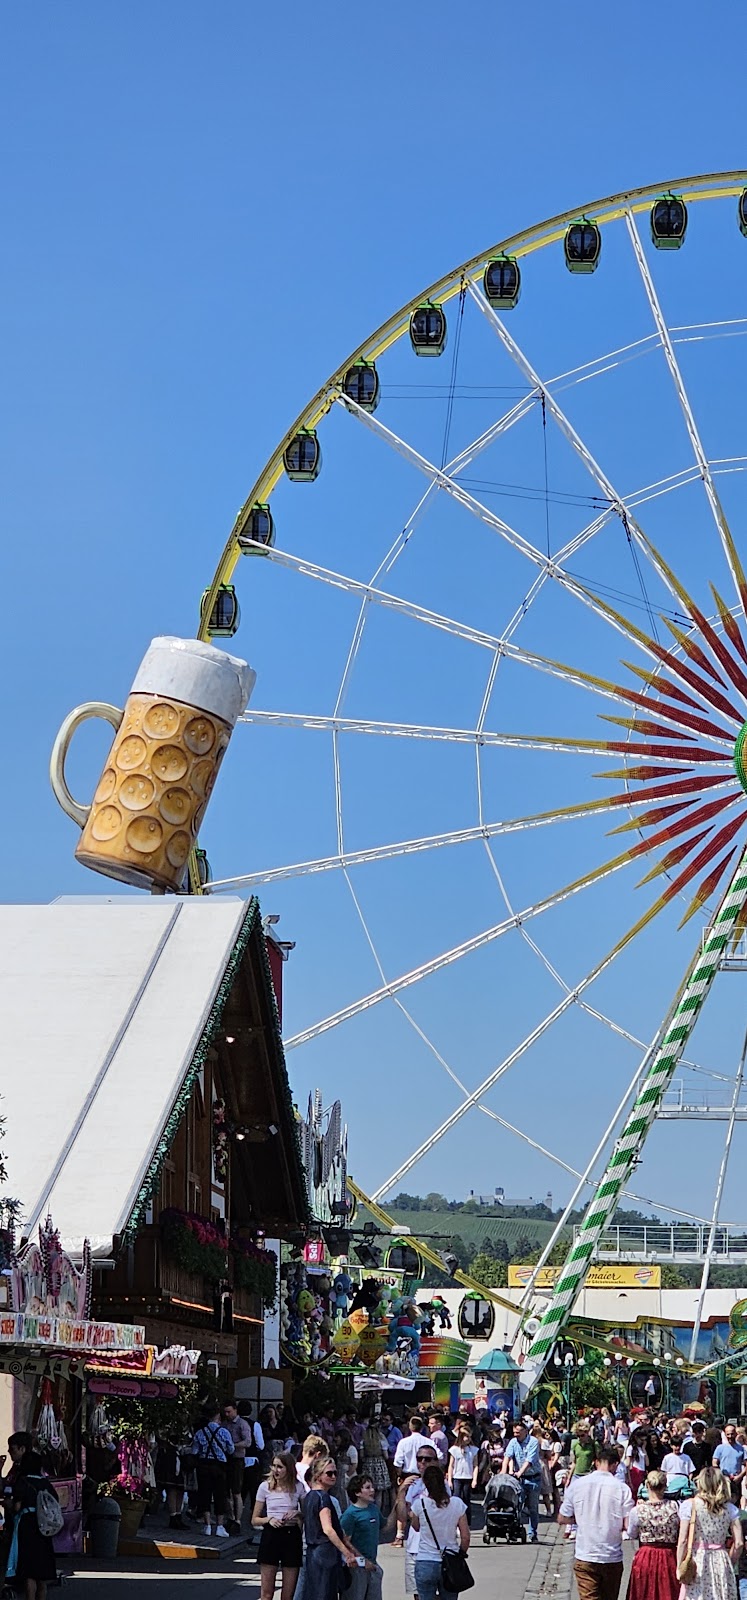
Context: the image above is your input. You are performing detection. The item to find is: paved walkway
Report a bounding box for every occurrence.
[55,1511,576,1600]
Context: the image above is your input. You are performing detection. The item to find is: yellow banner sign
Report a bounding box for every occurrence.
[508,1264,661,1289]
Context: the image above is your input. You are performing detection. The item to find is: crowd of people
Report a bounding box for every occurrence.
[4,1392,747,1600]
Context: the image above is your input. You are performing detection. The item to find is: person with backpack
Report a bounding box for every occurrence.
[5,1448,61,1600]
[224,1402,259,1530]
[192,1403,235,1538]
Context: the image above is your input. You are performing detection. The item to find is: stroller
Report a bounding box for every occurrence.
[637,1473,694,1504]
[482,1473,526,1544]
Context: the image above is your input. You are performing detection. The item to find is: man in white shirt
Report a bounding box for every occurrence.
[394,1415,433,1476]
[400,1443,440,1589]
[392,1419,433,1546]
[660,1443,694,1481]
[426,1414,449,1465]
[559,1447,633,1600]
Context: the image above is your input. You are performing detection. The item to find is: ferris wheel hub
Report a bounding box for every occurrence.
[734,726,747,795]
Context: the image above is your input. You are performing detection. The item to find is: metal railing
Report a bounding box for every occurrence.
[572,1222,747,1262]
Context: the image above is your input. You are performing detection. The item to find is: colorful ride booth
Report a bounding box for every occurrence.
[0,896,309,1542]
[0,1214,150,1556]
[279,1230,471,1411]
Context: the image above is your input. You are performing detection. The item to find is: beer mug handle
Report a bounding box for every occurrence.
[50,702,124,828]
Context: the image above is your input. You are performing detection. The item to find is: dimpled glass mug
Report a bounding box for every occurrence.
[50,636,255,892]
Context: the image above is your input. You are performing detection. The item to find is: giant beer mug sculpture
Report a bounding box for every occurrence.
[50,636,255,892]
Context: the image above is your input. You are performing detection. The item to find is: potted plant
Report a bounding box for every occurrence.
[111,1472,148,1542]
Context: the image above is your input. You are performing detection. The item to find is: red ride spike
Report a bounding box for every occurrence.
[636,828,712,885]
[613,773,730,805]
[630,792,739,858]
[661,812,747,912]
[648,638,743,723]
[622,661,705,713]
[681,605,747,704]
[603,670,729,741]
[601,716,693,742]
[606,742,728,763]
[609,798,700,836]
[678,847,741,928]
[594,765,696,782]
[711,584,747,665]
[662,618,726,684]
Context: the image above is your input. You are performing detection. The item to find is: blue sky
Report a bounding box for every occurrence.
[4,3,747,1224]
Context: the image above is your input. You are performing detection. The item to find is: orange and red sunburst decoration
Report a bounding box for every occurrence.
[589,574,747,932]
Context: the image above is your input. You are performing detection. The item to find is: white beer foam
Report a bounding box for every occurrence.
[132,636,255,727]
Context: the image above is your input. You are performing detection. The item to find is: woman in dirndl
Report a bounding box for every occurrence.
[359,1424,390,1511]
[628,1470,679,1600]
[675,1467,742,1600]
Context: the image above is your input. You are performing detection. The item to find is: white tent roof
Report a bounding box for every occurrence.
[0,896,249,1255]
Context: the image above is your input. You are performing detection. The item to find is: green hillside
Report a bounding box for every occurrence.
[385,1207,564,1253]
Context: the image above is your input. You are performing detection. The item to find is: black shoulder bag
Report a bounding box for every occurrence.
[421,1500,474,1593]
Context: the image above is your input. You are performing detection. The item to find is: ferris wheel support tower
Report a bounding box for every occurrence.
[521,844,747,1396]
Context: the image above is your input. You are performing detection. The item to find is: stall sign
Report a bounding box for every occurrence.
[150,1343,200,1377]
[86,1342,199,1378]
[0,1313,146,1349]
[87,1377,179,1399]
[507,1265,662,1289]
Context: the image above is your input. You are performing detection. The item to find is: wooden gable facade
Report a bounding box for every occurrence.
[92,898,308,1372]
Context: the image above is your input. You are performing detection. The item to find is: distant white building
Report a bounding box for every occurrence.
[468,1188,553,1209]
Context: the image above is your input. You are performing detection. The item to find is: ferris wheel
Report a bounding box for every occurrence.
[194,172,747,1390]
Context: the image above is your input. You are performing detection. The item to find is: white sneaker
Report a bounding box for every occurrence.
[215,1525,230,1538]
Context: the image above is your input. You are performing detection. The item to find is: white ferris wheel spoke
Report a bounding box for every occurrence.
[466,280,706,631]
[626,208,747,622]
[245,539,743,741]
[284,828,676,1052]
[334,391,549,570]
[242,543,680,715]
[370,871,675,1200]
[688,1027,747,1361]
[238,710,633,744]
[336,864,706,1228]
[206,772,731,894]
[333,391,713,680]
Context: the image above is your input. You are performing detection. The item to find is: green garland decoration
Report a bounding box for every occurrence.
[123,898,308,1243]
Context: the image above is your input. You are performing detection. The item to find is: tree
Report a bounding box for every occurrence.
[468,1251,508,1289]
[493,1238,510,1265]
[513,1233,535,1260]
[523,1238,569,1267]
[392,1193,422,1211]
[424,1193,449,1212]
[660,1264,687,1288]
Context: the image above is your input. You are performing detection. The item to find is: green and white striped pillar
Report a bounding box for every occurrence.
[520,841,747,1395]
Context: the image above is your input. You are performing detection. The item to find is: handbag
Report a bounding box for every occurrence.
[677,1496,698,1586]
[421,1500,474,1594]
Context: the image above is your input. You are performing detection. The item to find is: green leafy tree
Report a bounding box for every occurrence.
[513,1233,535,1260]
[660,1264,687,1288]
[523,1238,569,1266]
[424,1192,449,1212]
[469,1250,508,1288]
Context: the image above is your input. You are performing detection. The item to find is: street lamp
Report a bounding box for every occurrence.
[661,1351,678,1413]
[608,1351,624,1412]
[559,1350,585,1428]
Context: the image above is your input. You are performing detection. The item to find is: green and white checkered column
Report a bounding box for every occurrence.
[520,842,747,1396]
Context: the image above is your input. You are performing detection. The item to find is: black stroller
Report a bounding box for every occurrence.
[482,1473,526,1544]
